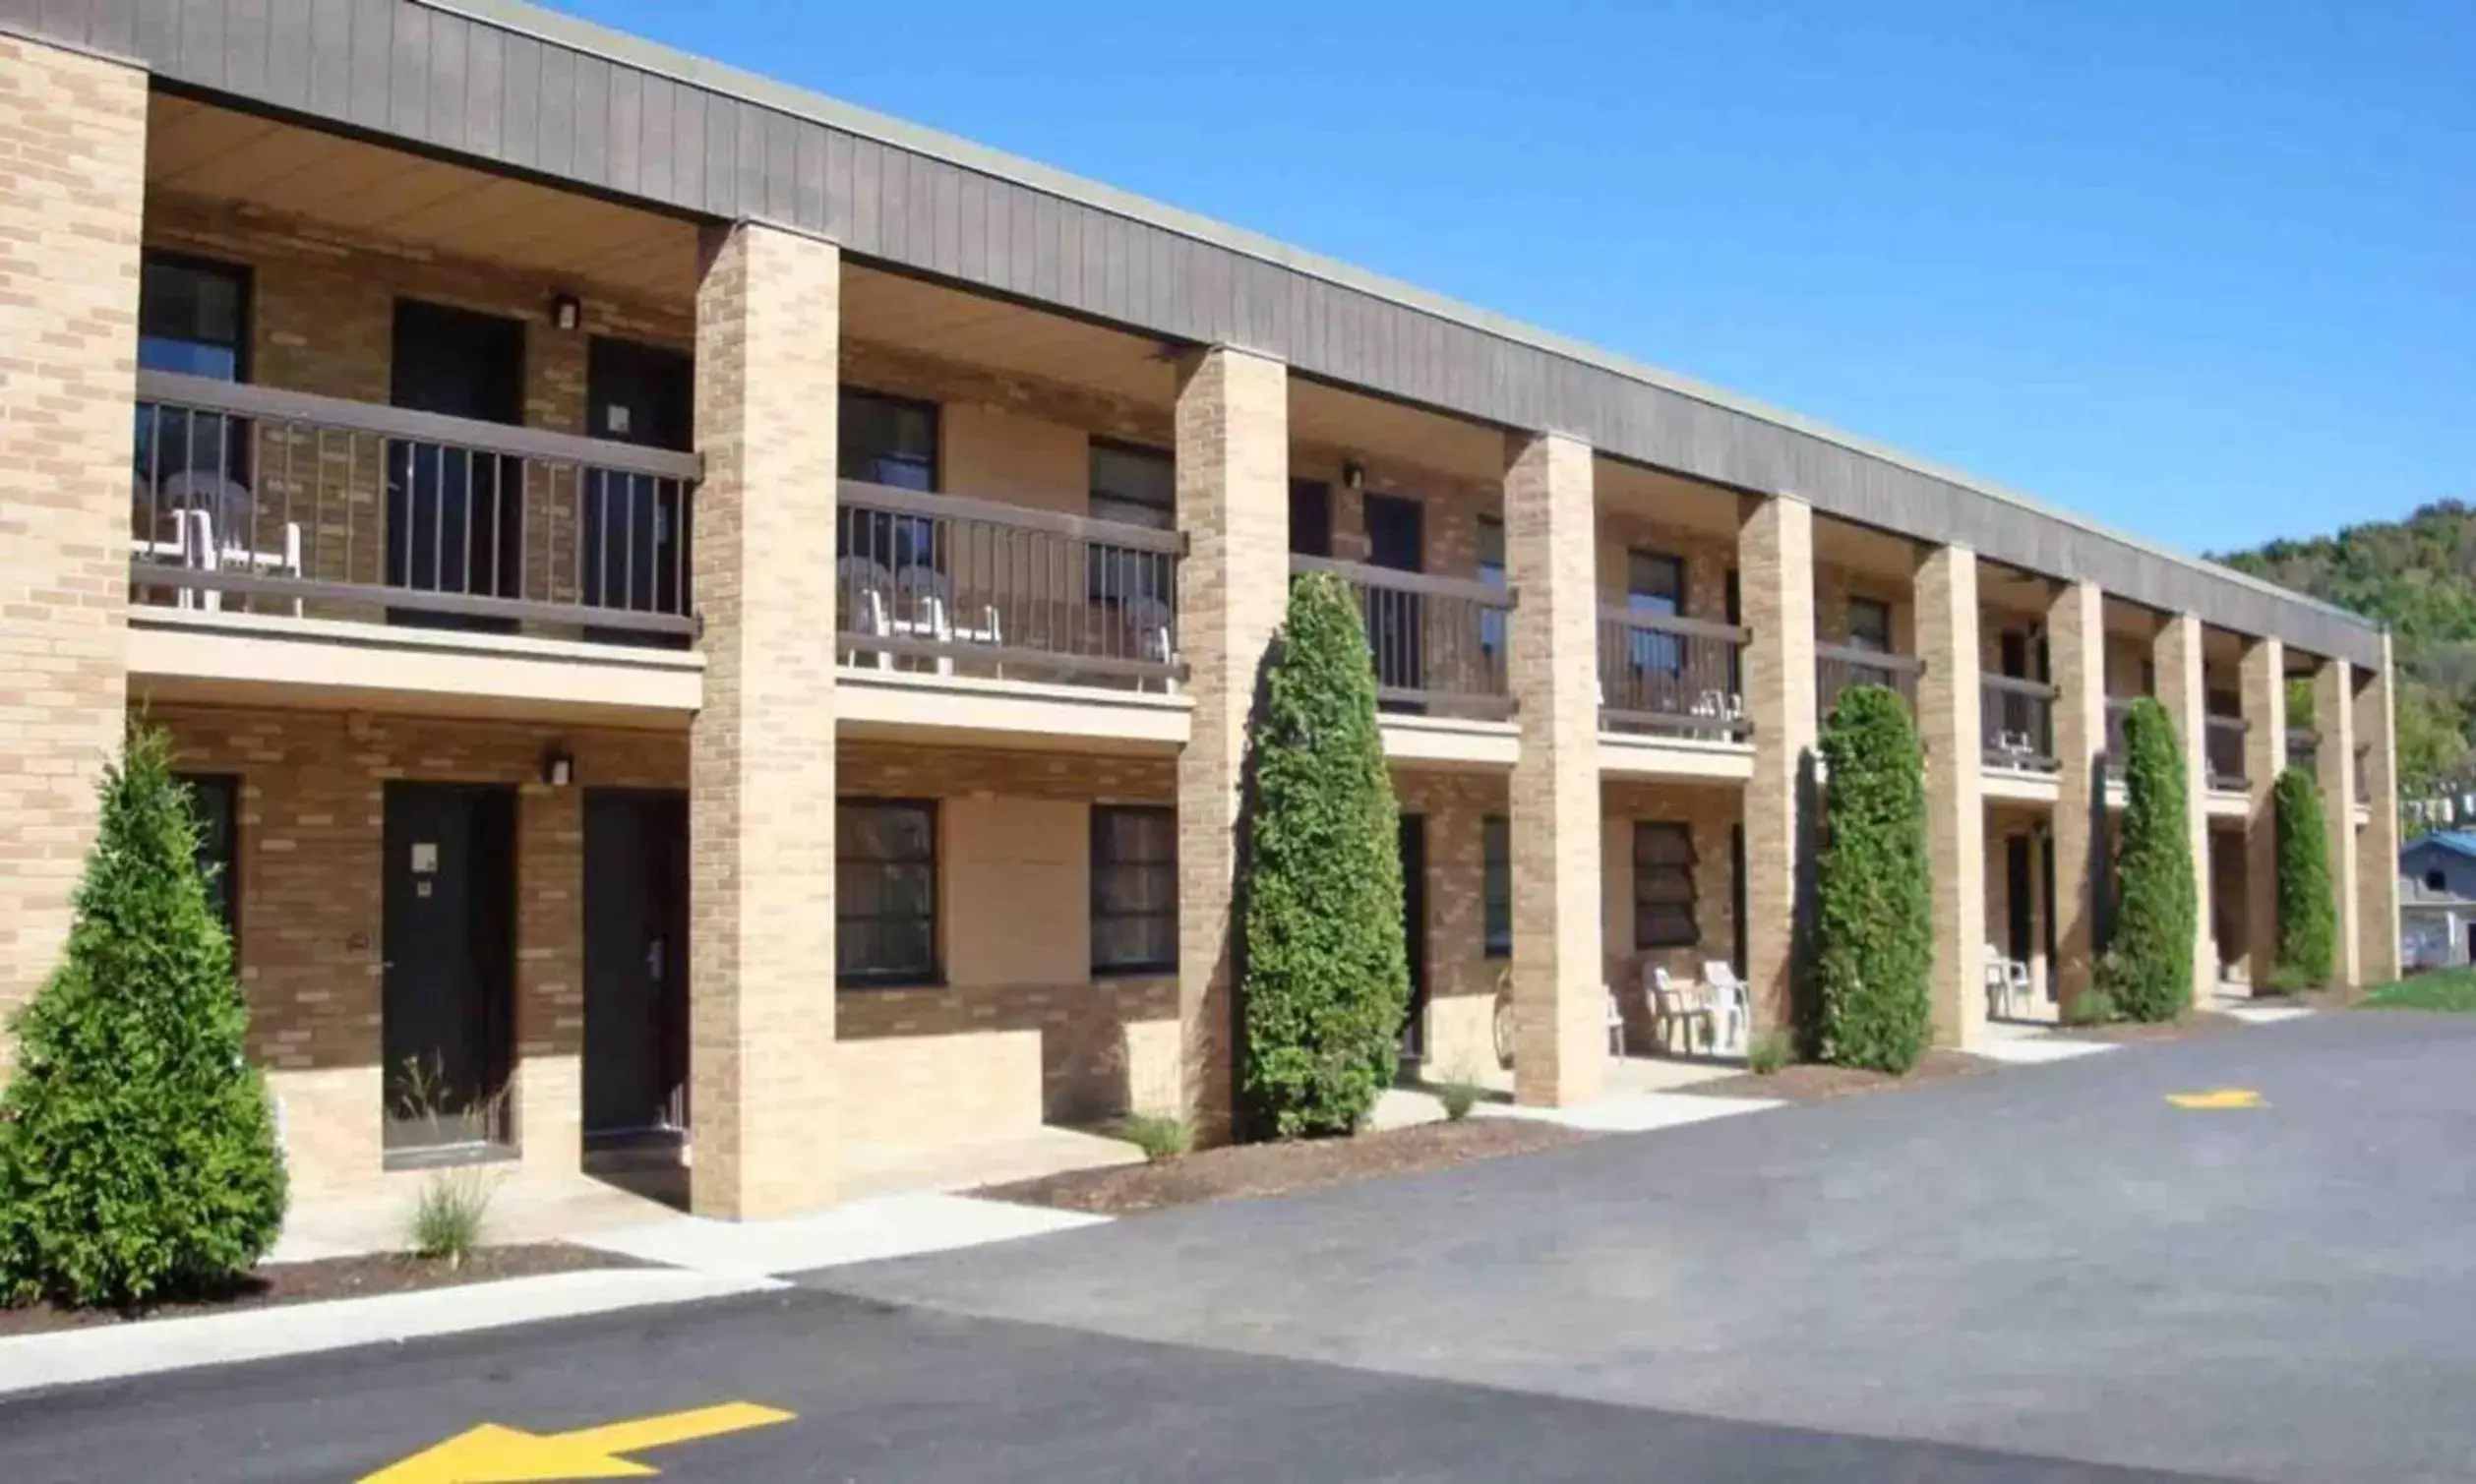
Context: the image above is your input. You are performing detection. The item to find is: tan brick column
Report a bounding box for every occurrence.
[2314,659,2361,987]
[1505,432,1602,1105]
[1174,346,1288,1141]
[689,221,840,1218]
[2239,636,2287,987]
[2047,580,2107,1013]
[2152,614,2216,1001]
[1913,545,1985,1046]
[2355,635,2401,983]
[0,36,145,1057]
[1740,496,1817,1036]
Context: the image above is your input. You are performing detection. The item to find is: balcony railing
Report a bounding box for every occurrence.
[1597,609,1750,741]
[2102,696,2135,773]
[2205,714,2249,789]
[2287,726,2321,775]
[1290,556,1514,717]
[1981,674,2058,771]
[130,370,699,637]
[835,481,1185,689]
[1816,643,1920,718]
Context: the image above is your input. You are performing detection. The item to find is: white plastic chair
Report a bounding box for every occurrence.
[1701,960,1753,1057]
[836,557,896,668]
[1605,991,1626,1057]
[1646,964,1717,1056]
[1123,595,1178,694]
[1984,943,2033,1021]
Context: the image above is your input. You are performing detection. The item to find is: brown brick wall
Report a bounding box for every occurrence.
[0,37,147,1058]
[1600,779,1741,1050]
[1396,768,1508,1078]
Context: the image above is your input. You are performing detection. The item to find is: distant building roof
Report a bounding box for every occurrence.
[2405,831,2476,863]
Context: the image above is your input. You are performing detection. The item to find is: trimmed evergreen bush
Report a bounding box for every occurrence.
[2099,696,2200,1022]
[1813,685,1933,1074]
[2273,765,2337,988]
[0,728,286,1308]
[1240,572,1410,1139]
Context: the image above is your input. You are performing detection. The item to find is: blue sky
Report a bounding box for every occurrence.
[558,0,2468,558]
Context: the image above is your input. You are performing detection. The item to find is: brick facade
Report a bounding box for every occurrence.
[1915,547,1987,1045]
[1740,497,1818,1033]
[0,37,147,1055]
[2239,636,2287,986]
[1601,779,1741,1049]
[2047,580,2108,1011]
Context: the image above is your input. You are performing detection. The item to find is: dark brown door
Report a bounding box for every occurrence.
[581,337,694,640]
[1363,494,1424,703]
[583,789,690,1140]
[1398,812,1428,1062]
[1288,479,1332,557]
[387,299,526,630]
[382,783,516,1156]
[2006,835,2035,969]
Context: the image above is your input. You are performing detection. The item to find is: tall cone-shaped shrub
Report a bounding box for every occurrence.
[2273,766,2337,988]
[0,728,285,1307]
[1814,685,1933,1073]
[1240,572,1409,1139]
[2100,696,2199,1022]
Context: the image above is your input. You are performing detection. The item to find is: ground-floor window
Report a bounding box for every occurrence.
[839,799,938,986]
[176,772,241,947]
[1634,821,1699,949]
[1482,814,1512,957]
[1091,804,1177,974]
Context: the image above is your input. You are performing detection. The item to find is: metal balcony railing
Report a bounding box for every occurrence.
[1816,642,1920,718]
[1981,674,2058,771]
[1289,556,1514,717]
[1597,609,1750,741]
[835,481,1185,690]
[131,370,699,637]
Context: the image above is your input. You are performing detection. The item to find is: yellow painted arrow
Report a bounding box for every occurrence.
[2166,1088,2265,1109]
[360,1401,795,1483]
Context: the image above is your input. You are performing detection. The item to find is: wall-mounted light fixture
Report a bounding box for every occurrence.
[540,745,575,788]
[550,293,582,331]
[1342,459,1366,491]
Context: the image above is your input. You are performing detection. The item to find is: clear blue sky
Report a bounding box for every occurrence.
[558,0,2468,558]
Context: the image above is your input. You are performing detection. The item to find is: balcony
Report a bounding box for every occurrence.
[2102,696,2135,773]
[131,372,697,638]
[835,482,1185,692]
[1981,674,2058,771]
[1291,557,1514,719]
[1598,610,1750,741]
[1816,643,1920,718]
[2205,714,2249,790]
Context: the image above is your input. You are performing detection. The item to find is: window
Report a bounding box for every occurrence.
[1627,549,1687,674]
[1633,822,1699,950]
[1482,814,1511,958]
[1088,440,1176,606]
[177,773,240,947]
[838,389,940,573]
[1847,596,1894,654]
[2426,869,2447,894]
[1091,806,1178,974]
[135,254,252,522]
[1289,480,1333,557]
[1477,516,1507,663]
[837,800,937,985]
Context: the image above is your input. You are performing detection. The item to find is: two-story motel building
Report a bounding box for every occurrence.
[0,0,2398,1221]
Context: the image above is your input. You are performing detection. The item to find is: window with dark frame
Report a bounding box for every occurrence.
[135,253,253,525]
[1482,814,1511,958]
[836,800,938,985]
[838,389,940,573]
[1627,549,1687,674]
[1088,439,1176,606]
[1847,596,1894,654]
[1091,805,1178,974]
[177,773,241,949]
[1633,821,1699,950]
[1477,516,1507,663]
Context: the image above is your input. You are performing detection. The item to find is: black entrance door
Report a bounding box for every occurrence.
[388,299,526,629]
[1363,494,1424,704]
[1398,812,1428,1061]
[581,337,694,641]
[2006,835,2035,971]
[382,783,515,1155]
[583,789,690,1141]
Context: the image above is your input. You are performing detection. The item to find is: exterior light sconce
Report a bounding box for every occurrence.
[1342,459,1366,491]
[540,745,575,788]
[550,293,582,331]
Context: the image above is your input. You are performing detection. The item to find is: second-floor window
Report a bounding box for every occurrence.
[839,389,940,574]
[1088,440,1175,607]
[1478,516,1507,664]
[135,253,253,523]
[1848,596,1894,654]
[1628,549,1687,675]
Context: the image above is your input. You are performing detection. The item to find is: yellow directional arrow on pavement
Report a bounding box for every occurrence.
[2166,1088,2265,1109]
[360,1401,795,1482]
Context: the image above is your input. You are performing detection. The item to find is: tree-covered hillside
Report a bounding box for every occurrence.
[2215,500,2475,794]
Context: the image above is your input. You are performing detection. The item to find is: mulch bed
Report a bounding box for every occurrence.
[982,1117,1592,1217]
[0,1243,631,1338]
[1678,1047,1996,1103]
[2052,1009,2248,1043]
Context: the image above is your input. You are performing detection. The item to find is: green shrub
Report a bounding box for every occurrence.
[2063,988,2120,1027]
[1239,572,1410,1139]
[2273,766,2337,988]
[1434,1075,1483,1122]
[1746,1029,1792,1076]
[0,728,286,1308]
[1115,1111,1192,1162]
[2098,697,2199,1022]
[405,1170,494,1269]
[1812,686,1933,1074]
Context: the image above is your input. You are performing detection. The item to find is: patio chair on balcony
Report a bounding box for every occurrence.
[130,500,304,616]
[894,565,1003,678]
[1123,594,1178,694]
[837,556,898,669]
